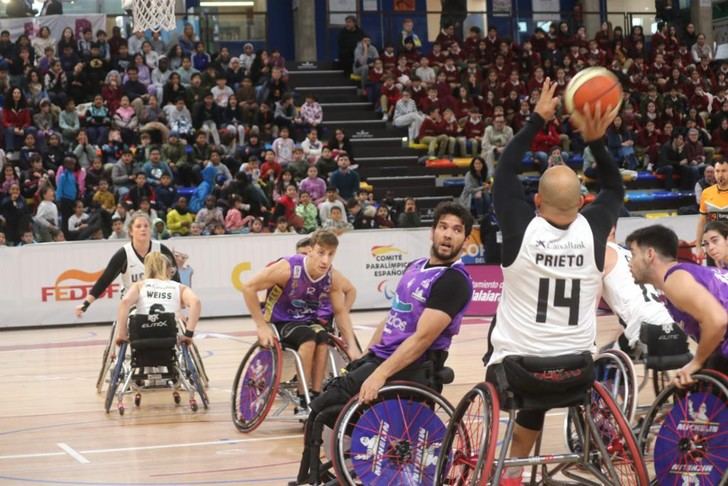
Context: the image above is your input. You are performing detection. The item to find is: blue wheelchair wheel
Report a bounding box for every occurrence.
[638,370,728,485]
[104,342,128,414]
[332,381,454,486]
[96,321,117,393]
[182,344,209,411]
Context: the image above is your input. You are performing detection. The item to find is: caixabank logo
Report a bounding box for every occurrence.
[41,269,120,302]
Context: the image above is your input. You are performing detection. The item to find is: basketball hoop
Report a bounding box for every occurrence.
[131,0,177,32]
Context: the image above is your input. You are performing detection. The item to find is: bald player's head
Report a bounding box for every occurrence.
[535,165,583,225]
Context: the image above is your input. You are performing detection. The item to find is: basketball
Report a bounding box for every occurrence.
[564,67,623,116]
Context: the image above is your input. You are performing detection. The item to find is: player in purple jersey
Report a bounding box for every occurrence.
[241,230,361,408]
[627,225,728,384]
[293,202,474,485]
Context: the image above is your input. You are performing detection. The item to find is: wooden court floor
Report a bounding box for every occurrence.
[0,311,650,485]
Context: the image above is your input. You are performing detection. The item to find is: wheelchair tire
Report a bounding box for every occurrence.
[231,340,283,433]
[104,342,127,413]
[182,344,209,410]
[190,342,210,388]
[331,381,455,486]
[435,382,499,486]
[581,381,650,486]
[637,371,728,485]
[96,321,117,393]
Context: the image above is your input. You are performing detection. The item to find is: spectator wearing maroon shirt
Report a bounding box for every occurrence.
[123,172,156,210]
[417,107,448,157]
[530,119,567,172]
[462,26,481,59]
[636,120,662,168]
[379,75,400,121]
[434,24,457,51]
[441,108,460,156]
[511,99,531,132]
[458,108,484,156]
[426,43,447,71]
[380,45,397,72]
[712,118,728,156]
[2,87,33,152]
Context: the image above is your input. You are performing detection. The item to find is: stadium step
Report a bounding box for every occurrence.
[324,110,381,122]
[352,143,421,159]
[366,175,437,188]
[372,185,461,199]
[288,72,355,87]
[309,91,366,103]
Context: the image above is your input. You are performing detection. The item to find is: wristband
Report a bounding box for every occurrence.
[81,300,90,312]
[184,330,194,338]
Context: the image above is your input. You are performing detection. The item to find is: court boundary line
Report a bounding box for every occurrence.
[57,443,90,464]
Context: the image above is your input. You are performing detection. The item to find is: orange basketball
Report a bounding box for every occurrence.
[564,67,623,116]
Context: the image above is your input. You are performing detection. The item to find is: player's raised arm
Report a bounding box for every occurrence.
[240,259,291,347]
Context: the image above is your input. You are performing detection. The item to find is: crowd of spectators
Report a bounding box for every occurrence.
[339,15,728,218]
[0,23,422,246]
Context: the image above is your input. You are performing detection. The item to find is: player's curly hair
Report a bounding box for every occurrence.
[432,202,474,235]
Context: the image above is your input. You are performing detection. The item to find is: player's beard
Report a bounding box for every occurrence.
[431,240,464,262]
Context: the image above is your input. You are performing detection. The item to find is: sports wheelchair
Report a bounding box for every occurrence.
[636,368,728,485]
[104,312,209,415]
[231,322,361,433]
[296,353,457,485]
[97,313,209,393]
[436,352,649,485]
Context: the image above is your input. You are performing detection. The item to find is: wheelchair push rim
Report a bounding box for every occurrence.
[580,381,650,486]
[638,371,728,486]
[596,349,638,423]
[231,340,283,433]
[182,344,209,410]
[435,382,499,486]
[332,381,454,486]
[96,321,118,393]
[104,341,128,413]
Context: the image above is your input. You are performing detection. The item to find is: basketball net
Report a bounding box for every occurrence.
[132,0,177,32]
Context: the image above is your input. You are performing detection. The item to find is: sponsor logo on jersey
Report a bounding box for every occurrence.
[412,287,426,302]
[534,239,586,251]
[41,269,121,302]
[391,294,413,313]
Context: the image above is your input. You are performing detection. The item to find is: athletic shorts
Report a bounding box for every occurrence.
[273,321,329,349]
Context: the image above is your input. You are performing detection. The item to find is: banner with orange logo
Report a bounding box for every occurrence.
[0,228,433,328]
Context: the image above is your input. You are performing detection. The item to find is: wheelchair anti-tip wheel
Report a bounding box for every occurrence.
[435,382,499,486]
[231,340,283,433]
[637,369,728,485]
[96,321,117,393]
[331,381,455,486]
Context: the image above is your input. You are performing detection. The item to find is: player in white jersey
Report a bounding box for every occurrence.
[115,252,201,345]
[602,227,683,357]
[75,212,178,318]
[486,80,623,485]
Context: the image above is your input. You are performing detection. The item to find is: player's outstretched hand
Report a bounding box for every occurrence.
[256,324,276,348]
[74,304,86,318]
[673,358,701,388]
[570,101,620,143]
[534,77,560,122]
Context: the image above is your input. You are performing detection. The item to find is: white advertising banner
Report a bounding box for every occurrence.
[0,14,106,43]
[0,228,432,328]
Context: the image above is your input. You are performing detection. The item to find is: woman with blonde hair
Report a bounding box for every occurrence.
[114,251,201,345]
[75,212,177,318]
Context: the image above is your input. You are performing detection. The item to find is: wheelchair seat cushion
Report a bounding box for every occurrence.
[494,352,595,410]
[640,322,690,358]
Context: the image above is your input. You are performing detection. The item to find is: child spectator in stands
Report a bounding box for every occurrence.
[123,172,155,210]
[3,87,33,153]
[301,129,323,164]
[84,156,105,199]
[168,98,193,140]
[299,165,326,202]
[194,194,223,234]
[288,147,308,181]
[441,107,460,156]
[152,217,170,239]
[73,131,98,169]
[379,75,400,122]
[316,147,337,181]
[67,200,89,238]
[84,94,111,146]
[1,165,19,198]
[637,120,661,170]
[530,119,566,173]
[193,92,221,145]
[272,126,295,165]
[92,178,116,215]
[273,93,295,133]
[273,216,294,234]
[295,190,318,233]
[113,95,139,145]
[33,185,59,242]
[374,205,395,228]
[299,94,323,135]
[111,150,135,197]
[322,205,352,235]
[166,196,194,236]
[108,216,127,240]
[328,153,360,200]
[205,149,232,185]
[143,147,174,187]
[393,90,424,143]
[418,107,448,158]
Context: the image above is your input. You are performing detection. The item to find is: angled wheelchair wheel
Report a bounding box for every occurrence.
[637,370,728,485]
[332,381,454,486]
[104,342,128,413]
[190,341,210,388]
[96,321,117,393]
[435,382,499,486]
[581,381,650,485]
[182,344,209,410]
[231,340,283,433]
